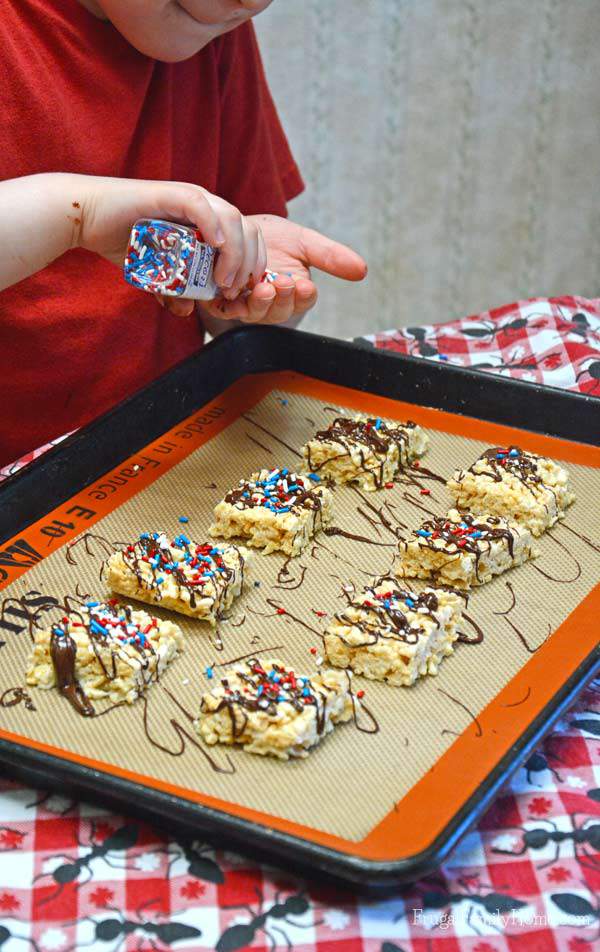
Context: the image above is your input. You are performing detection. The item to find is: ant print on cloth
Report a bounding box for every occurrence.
[363,295,600,396]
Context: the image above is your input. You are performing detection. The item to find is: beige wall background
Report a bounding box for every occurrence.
[255,0,600,339]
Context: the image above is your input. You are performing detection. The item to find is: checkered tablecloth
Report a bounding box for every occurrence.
[362,295,600,396]
[1,296,599,951]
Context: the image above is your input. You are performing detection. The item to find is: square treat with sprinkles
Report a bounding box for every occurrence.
[446,446,575,536]
[302,414,428,491]
[26,600,183,715]
[104,532,250,625]
[324,577,464,687]
[210,467,333,556]
[196,658,352,760]
[396,508,538,589]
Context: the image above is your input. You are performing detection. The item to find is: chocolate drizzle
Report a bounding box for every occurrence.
[141,688,235,773]
[456,612,485,645]
[50,626,95,717]
[324,526,395,548]
[224,469,327,534]
[333,577,441,648]
[245,433,275,456]
[306,416,417,488]
[201,659,332,739]
[65,532,126,567]
[407,463,446,485]
[439,688,483,738]
[274,557,309,590]
[1,686,36,711]
[405,512,516,583]
[47,601,163,717]
[504,617,549,654]
[492,581,517,617]
[120,532,245,615]
[457,446,552,503]
[530,531,582,584]
[241,415,302,458]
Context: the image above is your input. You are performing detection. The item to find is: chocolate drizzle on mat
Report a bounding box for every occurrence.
[142,687,235,774]
[406,512,516,582]
[121,532,244,613]
[305,416,417,488]
[201,659,331,739]
[323,526,395,548]
[1,686,36,711]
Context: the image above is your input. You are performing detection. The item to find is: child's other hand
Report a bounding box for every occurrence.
[199,215,367,324]
[76,175,266,307]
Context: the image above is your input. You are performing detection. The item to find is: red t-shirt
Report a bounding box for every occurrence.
[0,0,303,465]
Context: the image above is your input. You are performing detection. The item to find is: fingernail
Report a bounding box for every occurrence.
[220,271,237,289]
[277,285,294,297]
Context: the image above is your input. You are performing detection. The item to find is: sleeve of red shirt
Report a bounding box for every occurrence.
[215,22,304,217]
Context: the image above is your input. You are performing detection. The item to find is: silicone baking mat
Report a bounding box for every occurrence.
[0,371,599,866]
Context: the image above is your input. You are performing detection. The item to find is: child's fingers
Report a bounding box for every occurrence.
[154,292,195,317]
[253,275,296,325]
[209,202,246,292]
[299,226,368,281]
[222,218,262,300]
[239,283,277,323]
[292,278,319,315]
[161,185,225,250]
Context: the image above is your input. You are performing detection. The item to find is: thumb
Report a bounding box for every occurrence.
[299,226,367,281]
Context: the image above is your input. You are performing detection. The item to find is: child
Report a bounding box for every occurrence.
[0,1,366,466]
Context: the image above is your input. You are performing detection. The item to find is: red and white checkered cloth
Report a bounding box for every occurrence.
[1,296,599,951]
[362,296,600,396]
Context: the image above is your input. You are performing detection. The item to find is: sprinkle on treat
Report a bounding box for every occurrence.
[211,467,333,557]
[224,468,324,516]
[302,414,429,491]
[196,658,353,758]
[396,509,537,588]
[447,446,575,537]
[27,600,183,717]
[210,660,323,725]
[471,447,546,491]
[104,532,249,623]
[324,577,465,687]
[52,601,156,653]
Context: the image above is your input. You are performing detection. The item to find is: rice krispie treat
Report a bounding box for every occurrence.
[210,467,333,556]
[396,509,538,589]
[447,446,575,537]
[104,532,249,625]
[324,577,464,686]
[196,658,352,759]
[302,414,428,491]
[26,599,183,715]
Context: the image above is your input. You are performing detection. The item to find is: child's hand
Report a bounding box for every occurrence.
[199,215,367,325]
[76,175,267,303]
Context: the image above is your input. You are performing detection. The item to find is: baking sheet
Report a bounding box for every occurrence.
[0,378,599,848]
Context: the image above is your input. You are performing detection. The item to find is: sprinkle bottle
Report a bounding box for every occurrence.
[123,219,219,300]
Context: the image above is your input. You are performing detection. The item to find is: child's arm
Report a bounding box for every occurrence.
[0,173,266,298]
[198,214,367,330]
